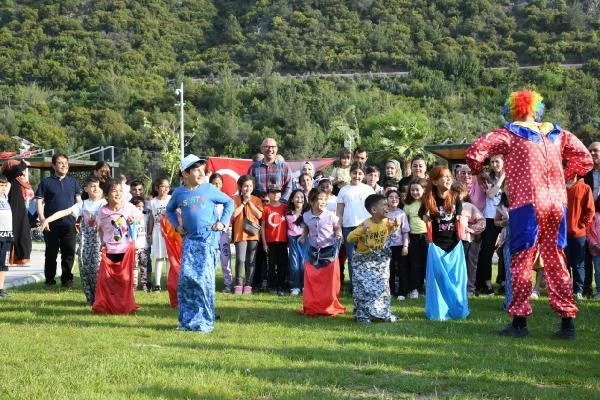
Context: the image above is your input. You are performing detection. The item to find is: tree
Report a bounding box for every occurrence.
[118,147,148,182]
[143,118,181,182]
[360,107,434,173]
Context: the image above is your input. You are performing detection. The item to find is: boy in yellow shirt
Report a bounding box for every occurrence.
[347,194,401,323]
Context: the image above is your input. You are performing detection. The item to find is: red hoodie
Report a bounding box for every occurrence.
[567,178,595,238]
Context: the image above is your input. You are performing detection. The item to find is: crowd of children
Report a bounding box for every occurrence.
[2,125,598,338]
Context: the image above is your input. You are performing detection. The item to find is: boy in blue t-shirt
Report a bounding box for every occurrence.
[165,155,234,333]
[0,175,14,298]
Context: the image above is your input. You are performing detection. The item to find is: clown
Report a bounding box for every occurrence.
[466,89,593,339]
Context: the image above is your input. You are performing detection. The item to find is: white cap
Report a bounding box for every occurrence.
[180,154,203,172]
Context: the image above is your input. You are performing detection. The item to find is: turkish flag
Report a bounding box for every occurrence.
[288,159,336,180]
[206,157,336,198]
[206,157,252,197]
[160,215,182,308]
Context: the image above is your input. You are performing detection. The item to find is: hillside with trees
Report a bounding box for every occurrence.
[0,0,599,177]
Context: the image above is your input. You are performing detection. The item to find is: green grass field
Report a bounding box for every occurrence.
[1,274,599,400]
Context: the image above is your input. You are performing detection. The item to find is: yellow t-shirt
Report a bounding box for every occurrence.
[346,218,393,254]
[403,201,427,234]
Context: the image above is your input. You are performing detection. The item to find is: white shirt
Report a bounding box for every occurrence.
[337,183,374,227]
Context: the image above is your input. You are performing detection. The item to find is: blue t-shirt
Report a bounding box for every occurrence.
[35,175,81,227]
[166,183,234,242]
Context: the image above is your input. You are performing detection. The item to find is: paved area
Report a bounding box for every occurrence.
[4,241,61,289]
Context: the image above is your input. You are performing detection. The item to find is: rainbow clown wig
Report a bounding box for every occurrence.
[502,89,545,122]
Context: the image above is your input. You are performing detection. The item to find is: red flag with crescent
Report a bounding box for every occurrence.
[206,157,336,198]
[160,215,182,308]
[206,157,252,198]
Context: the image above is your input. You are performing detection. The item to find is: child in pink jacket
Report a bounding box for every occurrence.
[586,195,600,300]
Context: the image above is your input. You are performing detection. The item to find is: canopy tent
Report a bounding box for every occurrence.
[2,156,118,173]
[424,143,470,164]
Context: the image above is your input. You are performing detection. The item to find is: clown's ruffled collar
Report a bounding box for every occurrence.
[505,121,562,143]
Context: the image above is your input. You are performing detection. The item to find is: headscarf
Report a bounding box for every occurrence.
[1,159,33,200]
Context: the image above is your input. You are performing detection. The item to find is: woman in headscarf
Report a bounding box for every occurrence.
[1,159,34,266]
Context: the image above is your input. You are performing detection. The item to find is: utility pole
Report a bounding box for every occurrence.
[175,83,185,160]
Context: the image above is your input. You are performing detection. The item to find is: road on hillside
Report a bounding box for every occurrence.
[190,63,584,83]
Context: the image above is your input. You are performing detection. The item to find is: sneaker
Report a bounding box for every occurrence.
[387,314,398,323]
[242,285,252,294]
[409,289,419,299]
[290,288,301,296]
[574,292,584,301]
[530,290,540,300]
[152,285,161,292]
[45,283,57,291]
[0,289,9,298]
[222,285,232,294]
[554,328,576,340]
[594,293,600,301]
[277,290,285,296]
[467,291,475,297]
[260,280,268,291]
[498,324,529,338]
[479,286,495,296]
[233,285,243,295]
[62,280,74,289]
[397,295,406,301]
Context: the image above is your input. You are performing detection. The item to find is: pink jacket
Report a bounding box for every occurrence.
[587,212,600,257]
[461,201,486,242]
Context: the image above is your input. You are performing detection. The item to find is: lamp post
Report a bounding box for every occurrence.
[175,83,184,161]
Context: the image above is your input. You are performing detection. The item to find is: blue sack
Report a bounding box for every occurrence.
[425,241,470,321]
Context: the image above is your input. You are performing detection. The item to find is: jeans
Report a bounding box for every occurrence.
[342,226,357,289]
[288,235,304,290]
[566,236,586,294]
[219,230,232,287]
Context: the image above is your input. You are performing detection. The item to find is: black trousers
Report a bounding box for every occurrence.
[476,218,501,290]
[266,242,289,290]
[252,237,267,288]
[43,225,77,285]
[407,233,428,293]
[390,246,410,296]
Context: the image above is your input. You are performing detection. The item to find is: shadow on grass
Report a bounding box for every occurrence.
[155,341,599,399]
[132,385,228,400]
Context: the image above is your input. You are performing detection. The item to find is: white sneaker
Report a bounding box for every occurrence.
[397,295,406,301]
[290,288,301,296]
[530,291,539,300]
[575,292,584,301]
[409,289,419,299]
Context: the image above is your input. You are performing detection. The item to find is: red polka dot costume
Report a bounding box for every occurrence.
[467,120,592,319]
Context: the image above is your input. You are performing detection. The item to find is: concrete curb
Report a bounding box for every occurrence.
[5,273,47,289]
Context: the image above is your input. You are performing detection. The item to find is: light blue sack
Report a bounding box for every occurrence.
[425,241,470,321]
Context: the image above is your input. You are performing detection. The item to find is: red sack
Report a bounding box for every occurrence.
[92,244,139,314]
[160,215,182,308]
[300,259,346,316]
[426,221,433,243]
